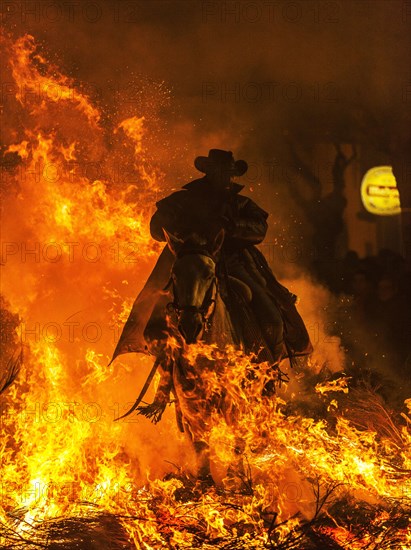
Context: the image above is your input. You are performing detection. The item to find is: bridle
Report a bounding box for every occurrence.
[164,248,218,331]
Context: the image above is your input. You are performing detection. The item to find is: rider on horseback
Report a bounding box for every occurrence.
[111,149,312,421]
[148,149,311,364]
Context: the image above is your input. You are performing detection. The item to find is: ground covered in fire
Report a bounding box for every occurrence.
[2,356,411,549]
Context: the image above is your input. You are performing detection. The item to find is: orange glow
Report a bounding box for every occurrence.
[0,34,410,548]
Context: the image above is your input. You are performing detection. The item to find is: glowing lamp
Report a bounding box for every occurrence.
[360,166,401,216]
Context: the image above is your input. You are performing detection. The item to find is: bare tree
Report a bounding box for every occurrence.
[288,141,357,286]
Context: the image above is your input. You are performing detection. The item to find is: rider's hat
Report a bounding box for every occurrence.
[194,149,248,177]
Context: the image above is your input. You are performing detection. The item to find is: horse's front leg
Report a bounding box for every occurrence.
[224,436,248,490]
[193,439,213,484]
[182,418,213,484]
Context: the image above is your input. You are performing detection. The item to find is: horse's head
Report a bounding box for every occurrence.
[163,229,224,344]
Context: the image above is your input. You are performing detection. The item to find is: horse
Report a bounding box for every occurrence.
[133,229,281,483]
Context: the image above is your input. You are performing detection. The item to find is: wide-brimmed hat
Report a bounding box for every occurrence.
[194,149,248,177]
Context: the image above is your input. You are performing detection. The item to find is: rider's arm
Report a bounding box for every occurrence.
[227,197,268,245]
[150,194,184,242]
[150,206,172,242]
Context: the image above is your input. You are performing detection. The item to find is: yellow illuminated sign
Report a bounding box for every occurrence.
[360,166,401,216]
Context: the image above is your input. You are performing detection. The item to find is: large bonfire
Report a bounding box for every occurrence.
[0,33,410,549]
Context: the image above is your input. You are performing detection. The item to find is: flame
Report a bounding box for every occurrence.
[315,376,350,394]
[0,33,410,548]
[117,116,146,156]
[9,34,100,125]
[5,130,157,247]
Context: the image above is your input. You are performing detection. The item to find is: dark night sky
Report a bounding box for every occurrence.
[2,0,411,225]
[4,0,410,147]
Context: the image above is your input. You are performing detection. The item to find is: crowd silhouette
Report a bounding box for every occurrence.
[327,249,411,395]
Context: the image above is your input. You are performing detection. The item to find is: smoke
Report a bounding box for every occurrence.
[4,0,410,160]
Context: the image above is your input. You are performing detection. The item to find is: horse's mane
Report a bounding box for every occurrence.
[181,233,208,247]
[176,233,217,260]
